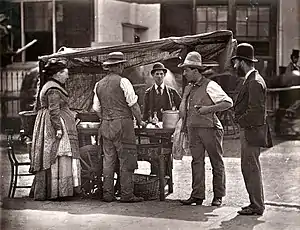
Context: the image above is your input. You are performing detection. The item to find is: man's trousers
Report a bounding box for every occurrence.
[188,127,226,199]
[240,129,265,212]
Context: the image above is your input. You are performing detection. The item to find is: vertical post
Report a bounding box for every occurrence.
[90,0,95,46]
[270,1,278,77]
[159,142,165,201]
[278,0,283,71]
[52,0,56,53]
[192,0,197,34]
[20,1,25,62]
[227,0,236,36]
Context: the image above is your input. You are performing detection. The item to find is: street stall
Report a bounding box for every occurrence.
[18,30,236,200]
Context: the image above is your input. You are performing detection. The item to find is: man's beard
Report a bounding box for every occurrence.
[235,66,246,78]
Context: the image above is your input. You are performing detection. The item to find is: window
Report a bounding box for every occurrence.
[4,0,93,62]
[196,6,228,34]
[24,2,53,61]
[236,6,270,39]
[122,23,147,43]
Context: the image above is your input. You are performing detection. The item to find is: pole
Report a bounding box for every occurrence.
[52,0,56,53]
[227,0,236,36]
[20,1,25,62]
[192,0,196,34]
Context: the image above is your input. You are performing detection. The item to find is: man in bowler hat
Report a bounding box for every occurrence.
[143,62,181,122]
[178,51,233,206]
[232,43,273,215]
[143,62,181,175]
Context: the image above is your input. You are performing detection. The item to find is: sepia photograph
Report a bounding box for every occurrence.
[0,0,299,229]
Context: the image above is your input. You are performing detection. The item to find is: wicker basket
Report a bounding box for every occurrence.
[133,173,167,200]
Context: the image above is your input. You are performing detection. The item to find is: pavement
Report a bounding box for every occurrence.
[1,134,300,230]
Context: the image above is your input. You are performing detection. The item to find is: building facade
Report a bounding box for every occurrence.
[0,0,160,62]
[160,0,300,77]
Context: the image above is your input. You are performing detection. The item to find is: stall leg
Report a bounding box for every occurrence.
[159,148,165,201]
[167,154,173,194]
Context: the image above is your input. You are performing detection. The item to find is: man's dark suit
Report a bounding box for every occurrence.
[234,70,272,213]
[143,85,181,121]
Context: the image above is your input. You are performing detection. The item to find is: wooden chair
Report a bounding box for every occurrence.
[6,129,33,198]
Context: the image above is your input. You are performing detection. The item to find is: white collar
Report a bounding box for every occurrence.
[245,68,256,81]
[155,83,165,90]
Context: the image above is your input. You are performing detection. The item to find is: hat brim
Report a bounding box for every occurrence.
[177,63,218,69]
[231,55,258,63]
[151,68,167,75]
[102,60,127,66]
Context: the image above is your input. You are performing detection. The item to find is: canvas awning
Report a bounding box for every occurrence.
[39,30,236,71]
[38,30,236,111]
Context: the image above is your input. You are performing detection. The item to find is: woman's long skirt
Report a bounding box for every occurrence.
[30,108,81,200]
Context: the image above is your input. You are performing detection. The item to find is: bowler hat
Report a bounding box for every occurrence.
[231,43,258,62]
[151,62,167,75]
[291,49,299,58]
[103,52,127,66]
[178,51,219,69]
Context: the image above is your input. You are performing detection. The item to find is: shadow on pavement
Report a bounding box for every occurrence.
[210,215,265,230]
[2,197,220,222]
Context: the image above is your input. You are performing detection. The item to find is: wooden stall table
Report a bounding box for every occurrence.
[135,128,174,201]
[77,124,175,201]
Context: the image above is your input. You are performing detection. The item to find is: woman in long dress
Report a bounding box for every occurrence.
[30,59,81,200]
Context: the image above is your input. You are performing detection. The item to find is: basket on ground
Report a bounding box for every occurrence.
[133,173,167,200]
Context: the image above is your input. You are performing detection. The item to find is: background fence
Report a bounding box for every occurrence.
[1,62,37,133]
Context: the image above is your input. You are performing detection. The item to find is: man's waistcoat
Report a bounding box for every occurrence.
[95,73,132,120]
[187,78,222,129]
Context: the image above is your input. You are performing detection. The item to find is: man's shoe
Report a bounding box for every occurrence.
[120,196,144,203]
[211,197,222,206]
[114,190,121,197]
[180,197,203,205]
[237,207,263,216]
[103,197,117,202]
[241,204,254,210]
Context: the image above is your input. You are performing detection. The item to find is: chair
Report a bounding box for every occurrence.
[6,129,33,198]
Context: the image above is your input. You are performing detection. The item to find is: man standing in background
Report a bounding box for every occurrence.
[143,62,181,122]
[143,62,181,175]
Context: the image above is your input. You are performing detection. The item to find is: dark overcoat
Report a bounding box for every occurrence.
[234,70,273,147]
